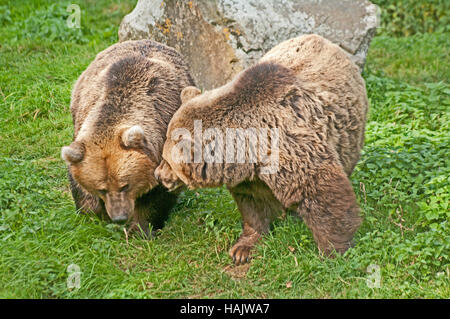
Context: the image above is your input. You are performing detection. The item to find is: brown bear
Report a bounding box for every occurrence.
[155,35,368,264]
[61,39,195,236]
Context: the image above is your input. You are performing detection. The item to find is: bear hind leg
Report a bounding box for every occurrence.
[298,163,362,257]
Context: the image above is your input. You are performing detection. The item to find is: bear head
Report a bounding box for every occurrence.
[62,125,159,222]
[155,86,203,190]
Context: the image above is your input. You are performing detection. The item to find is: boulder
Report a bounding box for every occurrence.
[119,0,379,90]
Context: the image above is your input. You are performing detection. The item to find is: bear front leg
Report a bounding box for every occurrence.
[128,207,151,238]
[297,163,362,257]
[228,182,283,265]
[68,169,107,219]
[128,185,179,238]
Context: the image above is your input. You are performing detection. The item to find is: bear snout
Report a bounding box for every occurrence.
[155,161,183,192]
[154,164,163,183]
[104,192,134,224]
[110,213,129,223]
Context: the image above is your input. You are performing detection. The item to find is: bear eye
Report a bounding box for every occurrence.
[119,184,129,192]
[97,189,107,196]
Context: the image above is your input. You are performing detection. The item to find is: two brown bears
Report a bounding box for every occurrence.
[63,35,368,264]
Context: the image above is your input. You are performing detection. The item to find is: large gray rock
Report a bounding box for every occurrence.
[119,0,379,90]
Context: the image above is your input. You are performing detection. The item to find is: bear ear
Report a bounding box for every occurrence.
[180,86,201,104]
[121,125,146,149]
[61,141,85,164]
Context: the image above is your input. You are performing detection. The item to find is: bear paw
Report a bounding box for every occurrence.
[229,242,254,265]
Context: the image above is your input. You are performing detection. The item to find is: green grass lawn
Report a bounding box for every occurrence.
[0,0,449,298]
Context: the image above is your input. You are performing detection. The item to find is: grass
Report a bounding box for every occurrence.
[0,0,449,298]
[366,33,449,85]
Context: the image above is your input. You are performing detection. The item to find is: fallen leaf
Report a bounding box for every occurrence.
[286,281,292,288]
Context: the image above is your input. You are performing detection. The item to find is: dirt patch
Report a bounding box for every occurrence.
[223,263,250,279]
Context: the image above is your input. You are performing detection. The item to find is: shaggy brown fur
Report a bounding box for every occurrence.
[155,34,368,263]
[62,40,194,235]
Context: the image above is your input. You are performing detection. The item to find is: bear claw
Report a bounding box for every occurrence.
[229,244,253,265]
